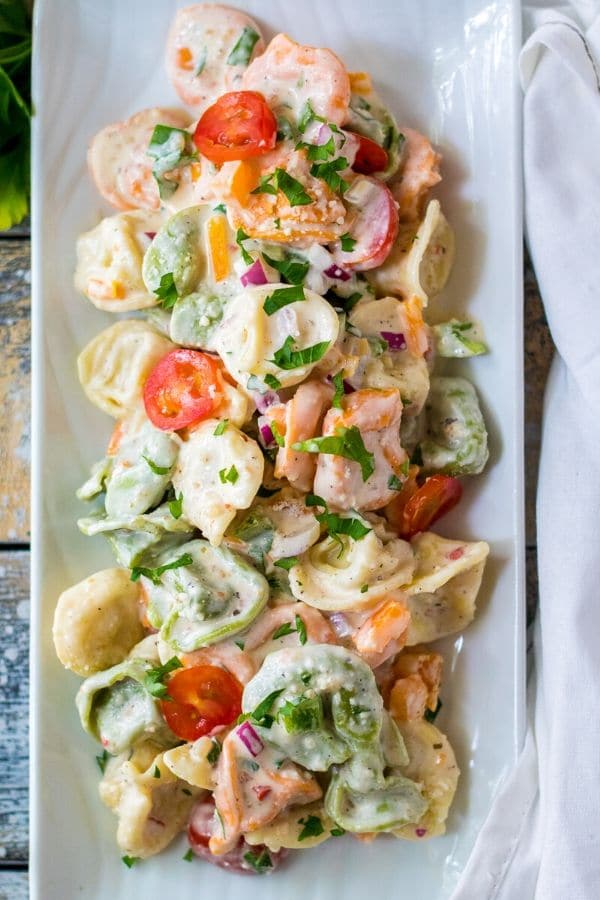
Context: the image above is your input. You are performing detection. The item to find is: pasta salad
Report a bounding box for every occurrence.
[52,2,491,876]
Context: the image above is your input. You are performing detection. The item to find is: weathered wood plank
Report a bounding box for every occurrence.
[0,240,31,542]
[0,870,28,900]
[0,552,29,863]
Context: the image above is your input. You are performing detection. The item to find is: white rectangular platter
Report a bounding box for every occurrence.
[30,1,524,898]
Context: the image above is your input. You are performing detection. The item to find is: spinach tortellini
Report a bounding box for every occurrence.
[325,772,427,833]
[419,375,489,476]
[142,205,208,297]
[432,319,488,358]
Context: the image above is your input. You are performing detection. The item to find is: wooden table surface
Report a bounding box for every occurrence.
[0,223,554,898]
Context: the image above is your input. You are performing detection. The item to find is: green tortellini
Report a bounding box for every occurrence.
[432,319,488,358]
[142,539,269,652]
[242,645,384,772]
[346,92,405,180]
[76,657,177,754]
[420,375,489,476]
[142,206,207,297]
[169,290,226,351]
[78,503,194,567]
[325,773,428,833]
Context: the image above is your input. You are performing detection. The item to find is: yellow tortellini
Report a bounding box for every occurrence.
[367,200,455,305]
[351,353,430,417]
[171,419,264,545]
[289,519,416,611]
[77,320,173,418]
[52,568,144,676]
[245,801,335,851]
[214,283,339,390]
[99,742,201,858]
[162,736,218,790]
[404,531,490,644]
[74,210,165,312]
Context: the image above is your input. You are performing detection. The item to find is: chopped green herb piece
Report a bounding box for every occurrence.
[143,656,183,699]
[295,614,307,645]
[276,115,295,141]
[270,335,330,370]
[213,203,226,213]
[270,421,285,447]
[340,232,357,252]
[388,474,403,490]
[330,827,346,836]
[424,698,443,723]
[183,848,194,862]
[263,284,305,316]
[153,765,161,779]
[243,848,273,873]
[96,749,110,774]
[122,856,139,869]
[194,46,207,76]
[331,370,345,409]
[262,251,309,285]
[400,459,410,476]
[274,167,312,206]
[300,672,312,684]
[168,491,184,519]
[213,419,229,436]
[367,335,388,356]
[207,738,222,765]
[297,814,325,841]
[147,124,196,200]
[142,455,171,476]
[227,26,260,66]
[154,271,179,310]
[219,464,239,484]
[248,688,285,728]
[131,553,193,585]
[306,493,327,508]
[310,157,349,194]
[274,556,298,571]
[296,136,335,160]
[274,216,281,229]
[328,290,362,312]
[317,511,371,541]
[292,425,375,481]
[298,99,325,133]
[272,622,295,640]
[235,227,254,265]
[234,640,245,651]
[279,696,323,734]
[251,172,278,196]
[263,373,282,390]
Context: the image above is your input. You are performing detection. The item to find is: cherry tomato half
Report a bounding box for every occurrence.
[331,177,398,271]
[160,665,243,742]
[352,133,389,175]
[193,91,277,164]
[143,348,222,431]
[396,474,463,540]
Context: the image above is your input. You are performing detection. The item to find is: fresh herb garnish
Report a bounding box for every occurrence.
[306,494,372,543]
[246,688,285,728]
[279,696,323,734]
[300,672,312,685]
[147,124,197,199]
[263,284,305,315]
[122,856,139,869]
[298,99,325,134]
[328,290,362,312]
[331,371,345,409]
[143,656,183,699]
[293,425,375,481]
[262,251,309,285]
[276,115,295,141]
[297,814,325,841]
[131,553,193,585]
[154,271,179,310]
[270,335,330,370]
[340,232,357,252]
[263,373,282,390]
[272,622,295,640]
[96,749,110,774]
[243,849,273,873]
[227,26,260,65]
[168,491,184,519]
[360,584,369,593]
[424,698,443,723]
[207,738,222,765]
[235,227,254,265]
[183,848,194,862]
[388,474,403,491]
[330,827,346,836]
[153,765,161,779]
[234,640,245,651]
[142,455,171,475]
[252,167,312,206]
[296,136,335,160]
[219,464,239,484]
[295,613,307,645]
[310,157,349,194]
[274,556,298,571]
[213,419,229,436]
[213,203,226,214]
[274,216,281,229]
[194,46,207,76]
[251,172,278,196]
[450,321,488,355]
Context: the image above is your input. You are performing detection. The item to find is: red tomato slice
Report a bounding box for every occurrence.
[352,133,389,175]
[160,665,242,742]
[331,177,398,271]
[143,349,222,431]
[398,475,463,540]
[193,91,277,163]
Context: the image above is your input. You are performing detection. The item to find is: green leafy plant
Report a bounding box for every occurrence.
[0,0,31,230]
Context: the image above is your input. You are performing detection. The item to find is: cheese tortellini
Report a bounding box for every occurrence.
[214,284,340,390]
[52,568,144,676]
[77,320,173,418]
[172,419,264,545]
[74,210,165,311]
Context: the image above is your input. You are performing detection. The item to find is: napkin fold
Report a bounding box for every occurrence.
[452,5,600,899]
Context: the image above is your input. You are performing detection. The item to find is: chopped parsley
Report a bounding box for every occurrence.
[279,695,323,734]
[168,491,184,519]
[263,284,305,315]
[153,271,179,310]
[340,232,357,252]
[331,371,345,409]
[219,464,239,484]
[272,621,295,640]
[306,494,372,543]
[147,124,197,199]
[424,698,443,723]
[297,814,325,841]
[226,26,260,66]
[182,848,194,862]
[271,613,306,645]
[252,167,312,206]
[330,827,346,836]
[153,765,161,779]
[252,172,278,196]
[274,556,298,571]
[131,552,193,585]
[122,856,140,869]
[300,672,312,685]
[95,749,110,775]
[296,135,335,160]
[213,419,229,436]
[207,738,222,765]
[213,202,226,214]
[293,425,375,481]
[298,99,325,133]
[276,115,295,141]
[310,156,349,194]
[360,584,369,593]
[243,688,285,729]
[235,227,254,265]
[328,290,362,312]
[295,613,307,645]
[262,251,309,285]
[243,849,273,873]
[142,455,171,475]
[388,474,403,491]
[270,335,330,370]
[143,656,183,699]
[263,373,282,390]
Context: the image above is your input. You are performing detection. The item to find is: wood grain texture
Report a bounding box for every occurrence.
[0,870,28,900]
[0,553,29,863]
[0,240,31,543]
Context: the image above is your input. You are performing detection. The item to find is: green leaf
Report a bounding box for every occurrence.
[143,656,183,699]
[295,614,307,645]
[243,849,273,873]
[274,167,312,206]
[219,465,239,485]
[248,688,285,728]
[183,848,194,862]
[388,474,403,491]
[316,511,371,541]
[95,749,110,774]
[227,26,260,66]
[213,419,229,436]
[130,553,193,586]
[168,492,184,519]
[121,856,139,869]
[142,455,171,476]
[424,698,443,723]
[251,172,278,196]
[330,826,345,836]
[153,765,161,779]
[262,251,309,285]
[297,814,325,841]
[305,493,327,509]
[213,203,226,214]
[310,157,349,194]
[270,335,330,370]
[340,232,357,252]
[207,738,222,765]
[154,271,179,310]
[296,136,335,160]
[329,290,362,312]
[292,425,375,481]
[273,556,298,571]
[360,584,369,593]
[263,284,305,316]
[263,373,282,390]
[272,622,295,640]
[147,124,196,200]
[298,100,325,133]
[276,115,295,141]
[235,227,254,265]
[331,371,345,409]
[279,695,323,734]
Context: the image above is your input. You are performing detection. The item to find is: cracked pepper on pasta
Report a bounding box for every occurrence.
[52,2,491,875]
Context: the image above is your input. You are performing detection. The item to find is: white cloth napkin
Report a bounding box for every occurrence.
[452,4,600,898]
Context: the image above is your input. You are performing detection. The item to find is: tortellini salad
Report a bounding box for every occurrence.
[54,2,492,878]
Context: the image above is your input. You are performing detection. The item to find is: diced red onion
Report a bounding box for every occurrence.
[415,828,427,838]
[258,416,276,448]
[328,612,354,639]
[380,331,407,351]
[237,721,264,757]
[240,259,268,287]
[317,123,333,145]
[324,264,351,281]
[144,231,156,240]
[252,391,280,414]
[343,379,355,394]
